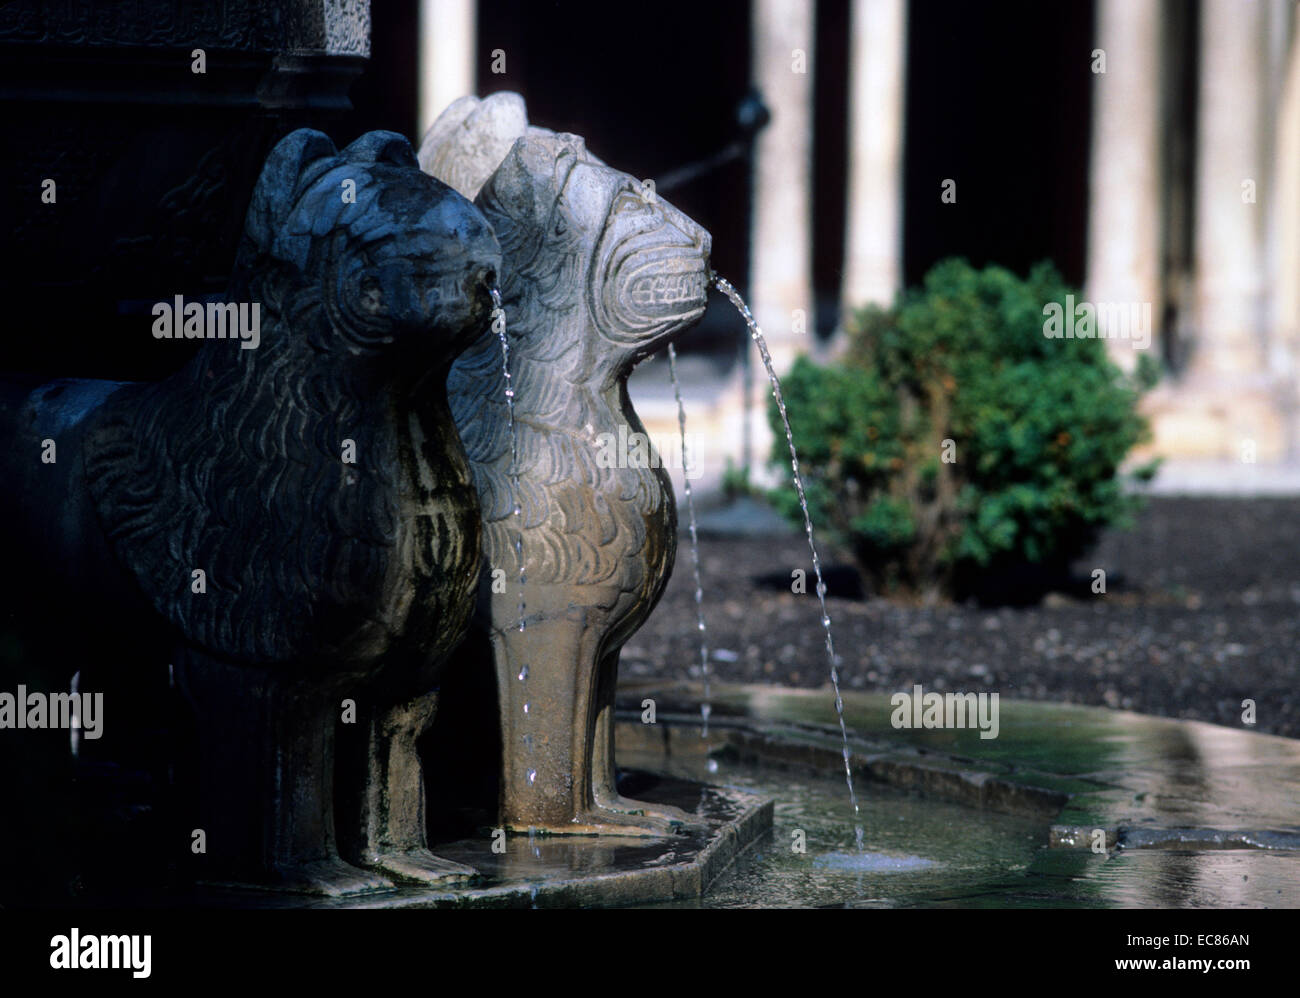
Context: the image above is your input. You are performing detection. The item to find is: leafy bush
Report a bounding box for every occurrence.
[767,259,1159,602]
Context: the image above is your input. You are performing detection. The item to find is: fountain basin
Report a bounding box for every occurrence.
[14,680,1300,908]
[338,676,1300,907]
[616,682,1300,908]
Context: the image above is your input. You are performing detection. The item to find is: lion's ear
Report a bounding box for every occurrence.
[479,137,541,221]
[481,132,583,230]
[242,129,339,260]
[341,130,418,170]
[421,92,529,200]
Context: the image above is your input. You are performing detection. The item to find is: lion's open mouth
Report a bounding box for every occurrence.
[591,202,713,349]
[627,269,707,310]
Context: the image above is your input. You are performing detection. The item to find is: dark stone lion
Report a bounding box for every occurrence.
[0,129,500,894]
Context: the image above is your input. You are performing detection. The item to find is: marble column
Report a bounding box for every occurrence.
[746,0,815,481]
[1193,0,1268,380]
[1140,0,1281,465]
[1267,9,1299,404]
[1085,0,1162,373]
[842,0,906,317]
[418,0,477,138]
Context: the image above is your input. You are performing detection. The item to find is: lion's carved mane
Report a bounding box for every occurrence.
[85,130,486,672]
[448,134,668,595]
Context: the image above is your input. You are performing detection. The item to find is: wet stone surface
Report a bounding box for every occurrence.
[615,684,1300,907]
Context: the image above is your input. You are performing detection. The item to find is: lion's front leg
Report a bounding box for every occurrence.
[495,613,639,836]
[175,650,391,897]
[590,647,700,834]
[496,615,683,838]
[353,691,478,885]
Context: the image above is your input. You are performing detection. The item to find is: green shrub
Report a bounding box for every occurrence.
[767,258,1159,602]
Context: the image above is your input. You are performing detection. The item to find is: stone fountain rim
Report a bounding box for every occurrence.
[615,680,1300,856]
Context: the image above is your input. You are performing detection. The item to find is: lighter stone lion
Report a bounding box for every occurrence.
[426,94,712,834]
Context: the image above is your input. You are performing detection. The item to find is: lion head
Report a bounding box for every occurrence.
[428,97,711,588]
[232,129,502,372]
[475,130,711,384]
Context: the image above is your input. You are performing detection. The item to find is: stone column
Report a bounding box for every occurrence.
[1273,25,1300,348]
[1150,0,1282,464]
[1085,0,1162,373]
[1268,9,1299,456]
[1193,0,1268,380]
[842,0,906,317]
[746,0,815,482]
[418,0,476,137]
[750,0,814,377]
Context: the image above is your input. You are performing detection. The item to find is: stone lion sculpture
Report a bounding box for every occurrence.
[423,94,712,835]
[0,129,500,894]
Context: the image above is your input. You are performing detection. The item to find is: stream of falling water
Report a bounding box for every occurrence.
[712,275,865,853]
[491,289,539,817]
[665,344,712,742]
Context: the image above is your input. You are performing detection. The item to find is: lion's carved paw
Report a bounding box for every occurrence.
[369,848,478,886]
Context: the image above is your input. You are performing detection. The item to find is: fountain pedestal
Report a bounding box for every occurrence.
[180,763,771,909]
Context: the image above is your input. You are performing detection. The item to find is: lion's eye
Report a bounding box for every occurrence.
[360,275,384,313]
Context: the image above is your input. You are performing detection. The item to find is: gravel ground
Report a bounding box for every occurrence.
[625,497,1300,739]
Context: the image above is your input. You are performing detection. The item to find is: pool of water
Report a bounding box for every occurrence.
[627,745,1300,908]
[627,746,1046,908]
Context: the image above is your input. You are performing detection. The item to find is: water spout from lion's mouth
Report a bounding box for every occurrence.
[464,265,498,301]
[713,271,865,854]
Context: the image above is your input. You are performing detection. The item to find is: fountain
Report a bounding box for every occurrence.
[6,92,1288,912]
[0,101,776,908]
